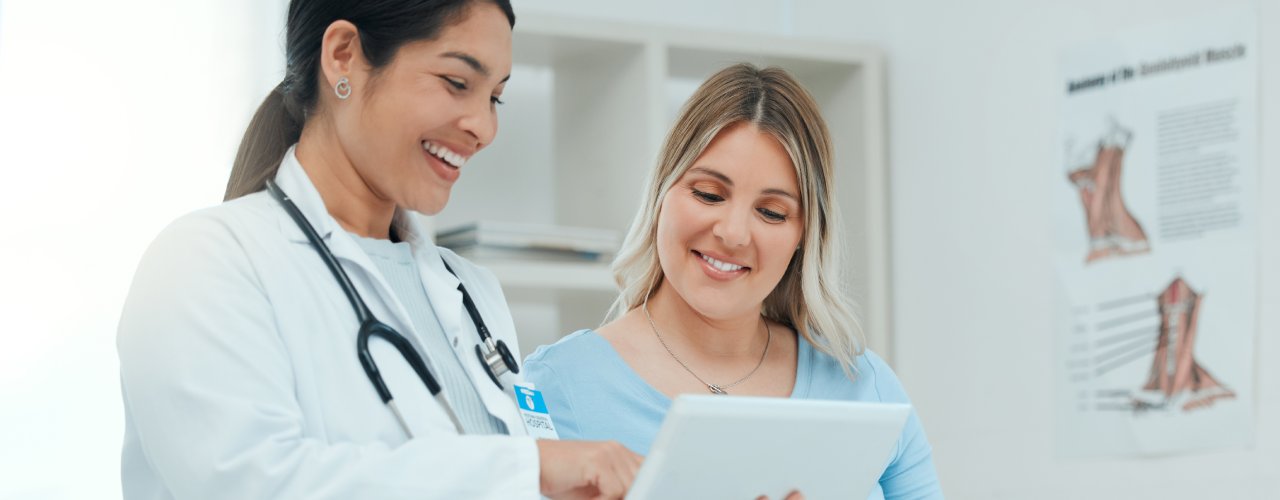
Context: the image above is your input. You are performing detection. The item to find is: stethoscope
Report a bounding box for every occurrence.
[265,180,520,437]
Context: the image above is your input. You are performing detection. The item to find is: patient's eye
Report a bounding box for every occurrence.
[757,207,787,222]
[692,189,724,203]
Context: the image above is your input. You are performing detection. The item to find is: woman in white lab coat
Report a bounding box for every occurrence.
[116,1,640,498]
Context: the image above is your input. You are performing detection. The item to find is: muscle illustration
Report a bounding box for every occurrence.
[1067,122,1149,263]
[1135,277,1234,411]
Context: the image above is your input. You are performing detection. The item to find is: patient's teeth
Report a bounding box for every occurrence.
[700,253,743,272]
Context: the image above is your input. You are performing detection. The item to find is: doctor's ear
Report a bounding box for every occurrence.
[319,20,366,101]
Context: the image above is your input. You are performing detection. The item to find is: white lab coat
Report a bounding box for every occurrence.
[117,149,540,499]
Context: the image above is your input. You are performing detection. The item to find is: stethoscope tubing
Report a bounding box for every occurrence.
[266,180,373,324]
[267,180,462,435]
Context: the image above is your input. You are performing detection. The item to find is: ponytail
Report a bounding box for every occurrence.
[223,83,304,201]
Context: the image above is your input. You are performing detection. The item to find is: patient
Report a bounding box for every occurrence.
[524,63,943,499]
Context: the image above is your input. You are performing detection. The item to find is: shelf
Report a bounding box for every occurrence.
[478,260,616,293]
[437,13,891,358]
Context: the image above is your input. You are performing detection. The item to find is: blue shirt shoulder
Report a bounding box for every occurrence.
[523,329,943,499]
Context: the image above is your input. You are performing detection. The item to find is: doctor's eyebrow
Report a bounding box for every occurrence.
[688,166,798,200]
[441,51,511,84]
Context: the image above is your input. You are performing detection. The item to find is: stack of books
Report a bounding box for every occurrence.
[436,220,621,263]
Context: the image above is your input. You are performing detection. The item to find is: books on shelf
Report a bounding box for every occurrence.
[450,244,609,263]
[437,220,620,263]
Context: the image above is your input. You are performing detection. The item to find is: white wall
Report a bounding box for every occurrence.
[790,1,1278,498]
[518,0,1280,499]
[2,0,1274,498]
[0,1,285,498]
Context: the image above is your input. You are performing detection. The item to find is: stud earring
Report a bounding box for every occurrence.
[334,76,352,100]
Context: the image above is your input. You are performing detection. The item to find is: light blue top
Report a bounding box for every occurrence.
[350,233,507,435]
[524,329,943,500]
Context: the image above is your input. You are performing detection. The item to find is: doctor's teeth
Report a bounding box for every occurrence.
[422,141,467,168]
[700,253,743,272]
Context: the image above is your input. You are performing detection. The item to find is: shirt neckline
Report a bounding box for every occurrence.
[579,328,814,405]
[348,231,414,265]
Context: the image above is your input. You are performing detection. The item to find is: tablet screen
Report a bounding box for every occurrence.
[627,395,910,499]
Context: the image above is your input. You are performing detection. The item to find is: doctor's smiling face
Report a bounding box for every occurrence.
[655,121,805,320]
[321,3,512,216]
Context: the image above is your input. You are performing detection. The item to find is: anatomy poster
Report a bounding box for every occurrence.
[1052,10,1257,457]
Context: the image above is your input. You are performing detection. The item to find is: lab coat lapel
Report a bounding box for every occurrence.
[276,149,525,436]
[403,221,464,350]
[400,216,526,436]
[272,149,421,349]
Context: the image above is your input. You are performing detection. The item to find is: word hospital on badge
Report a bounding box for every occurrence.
[514,384,559,440]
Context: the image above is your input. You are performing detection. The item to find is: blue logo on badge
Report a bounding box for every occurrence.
[514,385,548,414]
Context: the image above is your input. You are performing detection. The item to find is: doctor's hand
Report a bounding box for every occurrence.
[537,439,643,500]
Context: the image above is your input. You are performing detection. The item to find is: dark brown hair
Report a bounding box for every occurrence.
[223,0,515,201]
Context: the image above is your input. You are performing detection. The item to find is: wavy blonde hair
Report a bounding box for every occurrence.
[606,63,865,375]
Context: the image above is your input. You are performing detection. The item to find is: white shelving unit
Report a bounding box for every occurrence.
[436,13,892,360]
[483,261,615,293]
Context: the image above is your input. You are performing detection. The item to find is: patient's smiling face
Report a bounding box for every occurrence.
[655,121,804,320]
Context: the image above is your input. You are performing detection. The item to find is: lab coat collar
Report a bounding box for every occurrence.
[273,146,338,245]
[271,148,521,433]
[270,145,465,290]
[272,145,464,292]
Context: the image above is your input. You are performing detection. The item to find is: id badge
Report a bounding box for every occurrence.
[513,384,560,440]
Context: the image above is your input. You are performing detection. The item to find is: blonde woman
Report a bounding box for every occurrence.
[524,64,942,499]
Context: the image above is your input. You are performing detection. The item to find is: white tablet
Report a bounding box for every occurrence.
[626,395,910,500]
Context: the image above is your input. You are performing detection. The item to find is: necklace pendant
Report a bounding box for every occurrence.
[708,384,727,395]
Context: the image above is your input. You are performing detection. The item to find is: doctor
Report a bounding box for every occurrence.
[116,1,641,499]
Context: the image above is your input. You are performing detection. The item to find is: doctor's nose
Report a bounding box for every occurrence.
[458,96,499,152]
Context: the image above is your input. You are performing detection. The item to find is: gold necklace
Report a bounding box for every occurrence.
[642,296,771,395]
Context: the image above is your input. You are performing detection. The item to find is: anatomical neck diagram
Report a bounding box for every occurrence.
[1132,277,1235,412]
[1067,122,1150,263]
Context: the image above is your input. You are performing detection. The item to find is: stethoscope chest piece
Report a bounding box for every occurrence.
[477,339,520,389]
[450,269,521,391]
[265,179,506,437]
